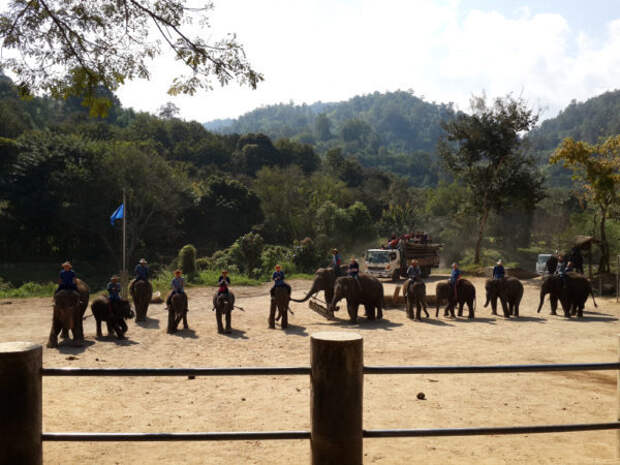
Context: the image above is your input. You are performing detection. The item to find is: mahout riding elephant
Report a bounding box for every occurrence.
[213,292,234,334]
[166,291,188,333]
[403,280,428,320]
[90,296,134,339]
[484,277,523,317]
[291,266,339,305]
[131,279,152,322]
[328,274,383,323]
[48,279,90,348]
[435,279,476,319]
[269,286,290,329]
[537,273,597,318]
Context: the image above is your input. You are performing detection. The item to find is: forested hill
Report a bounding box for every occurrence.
[204,91,456,186]
[528,89,620,152]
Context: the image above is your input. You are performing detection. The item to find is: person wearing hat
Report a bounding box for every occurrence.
[218,270,231,296]
[166,269,188,310]
[134,259,149,282]
[55,261,77,294]
[107,275,122,312]
[270,264,291,297]
[402,259,421,297]
[332,249,343,277]
[492,260,505,280]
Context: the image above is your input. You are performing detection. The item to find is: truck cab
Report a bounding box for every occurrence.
[365,249,401,281]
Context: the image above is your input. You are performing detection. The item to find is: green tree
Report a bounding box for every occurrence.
[0,0,262,113]
[438,95,544,264]
[177,244,197,280]
[314,113,332,141]
[550,136,620,272]
[238,232,264,277]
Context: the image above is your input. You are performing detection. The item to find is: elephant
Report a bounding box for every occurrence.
[328,274,384,323]
[166,291,188,333]
[537,273,597,318]
[90,296,134,339]
[484,277,524,317]
[435,279,476,319]
[269,286,290,329]
[131,279,152,322]
[403,279,429,320]
[213,292,234,334]
[48,279,90,348]
[291,266,339,305]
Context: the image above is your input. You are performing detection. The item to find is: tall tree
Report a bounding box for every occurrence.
[0,1,262,113]
[550,136,620,272]
[438,95,544,264]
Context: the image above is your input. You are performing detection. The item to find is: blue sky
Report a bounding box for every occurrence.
[112,1,620,122]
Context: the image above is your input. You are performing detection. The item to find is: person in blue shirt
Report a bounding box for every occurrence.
[449,262,461,298]
[107,275,122,312]
[402,259,422,297]
[492,260,505,280]
[218,270,231,295]
[166,269,188,310]
[55,261,77,294]
[270,264,291,297]
[332,248,343,276]
[348,257,361,289]
[134,258,149,281]
[555,255,567,277]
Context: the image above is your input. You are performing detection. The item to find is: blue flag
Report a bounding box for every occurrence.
[110,204,124,226]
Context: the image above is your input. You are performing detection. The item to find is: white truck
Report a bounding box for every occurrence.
[365,240,441,281]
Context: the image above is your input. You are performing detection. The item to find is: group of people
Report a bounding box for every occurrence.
[331,248,360,280]
[385,231,430,249]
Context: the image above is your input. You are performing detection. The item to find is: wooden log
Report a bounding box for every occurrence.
[0,342,42,465]
[311,332,363,465]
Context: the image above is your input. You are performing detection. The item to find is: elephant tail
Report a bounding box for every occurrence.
[590,286,598,308]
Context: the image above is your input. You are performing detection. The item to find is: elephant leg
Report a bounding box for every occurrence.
[415,300,422,321]
[406,299,414,319]
[364,304,374,321]
[376,301,382,320]
[281,305,288,329]
[96,319,103,338]
[119,319,128,335]
[422,301,429,318]
[174,313,183,329]
[348,302,358,324]
[457,302,464,317]
[60,328,69,339]
[47,318,62,348]
[106,320,114,336]
[513,303,519,318]
[468,300,474,319]
[225,310,232,333]
[182,311,188,329]
[167,309,175,334]
[268,300,276,329]
[500,298,510,318]
[550,295,558,315]
[216,308,224,333]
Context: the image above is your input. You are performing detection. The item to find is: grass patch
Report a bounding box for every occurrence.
[0,281,57,299]
[152,270,263,294]
[287,273,314,280]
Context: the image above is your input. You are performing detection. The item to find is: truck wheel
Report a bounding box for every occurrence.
[391,270,400,282]
[421,266,431,278]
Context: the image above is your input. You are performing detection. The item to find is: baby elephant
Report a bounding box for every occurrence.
[91,296,134,339]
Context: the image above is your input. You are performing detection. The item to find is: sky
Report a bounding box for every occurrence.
[7,0,620,123]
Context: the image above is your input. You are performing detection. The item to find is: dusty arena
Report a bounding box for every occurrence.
[1,274,618,464]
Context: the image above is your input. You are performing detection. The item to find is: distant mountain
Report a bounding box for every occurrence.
[203,117,236,132]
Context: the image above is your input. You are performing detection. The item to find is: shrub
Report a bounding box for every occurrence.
[177,244,198,281]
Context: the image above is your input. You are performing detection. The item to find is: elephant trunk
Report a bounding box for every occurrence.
[290,281,319,303]
[536,289,546,313]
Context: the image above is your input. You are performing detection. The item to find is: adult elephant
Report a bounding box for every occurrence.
[435,279,476,319]
[213,292,234,334]
[48,279,90,348]
[403,280,428,320]
[484,277,524,317]
[90,296,134,339]
[166,292,188,333]
[328,274,383,324]
[131,279,152,322]
[269,287,290,329]
[291,266,338,305]
[538,273,597,318]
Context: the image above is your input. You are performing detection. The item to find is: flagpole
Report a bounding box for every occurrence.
[122,189,127,273]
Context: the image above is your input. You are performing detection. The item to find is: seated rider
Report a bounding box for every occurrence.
[555,255,567,288]
[271,264,291,297]
[332,248,343,276]
[492,259,505,280]
[348,257,360,288]
[107,275,121,312]
[56,261,77,294]
[167,269,188,309]
[218,270,231,295]
[135,258,149,281]
[403,259,421,296]
[449,262,461,299]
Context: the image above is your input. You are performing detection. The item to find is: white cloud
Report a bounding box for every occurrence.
[111,1,620,123]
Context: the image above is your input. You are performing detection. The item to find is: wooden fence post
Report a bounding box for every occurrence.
[311,332,363,465]
[617,334,619,460]
[0,342,42,465]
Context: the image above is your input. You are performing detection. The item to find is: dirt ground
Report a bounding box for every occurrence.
[0,274,618,465]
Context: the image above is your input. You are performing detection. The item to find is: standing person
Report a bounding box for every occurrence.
[332,249,343,276]
[55,261,77,294]
[107,275,121,312]
[493,260,505,280]
[450,262,461,299]
[271,264,291,297]
[218,270,231,295]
